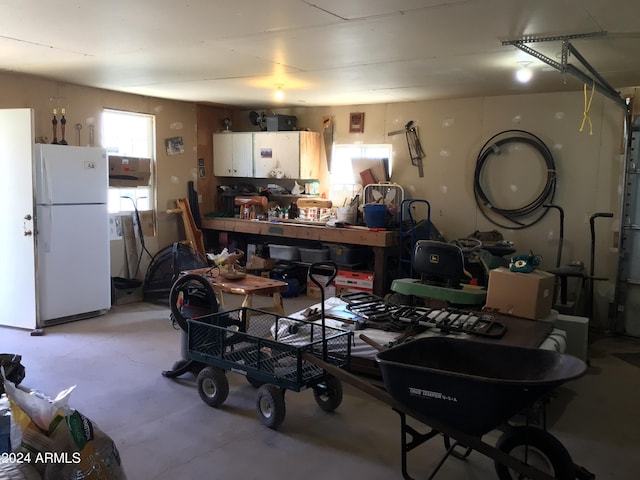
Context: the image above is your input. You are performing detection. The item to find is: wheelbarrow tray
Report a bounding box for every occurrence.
[376,336,586,436]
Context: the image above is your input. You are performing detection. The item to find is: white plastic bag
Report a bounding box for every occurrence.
[3,378,126,480]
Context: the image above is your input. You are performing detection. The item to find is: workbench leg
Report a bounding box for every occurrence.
[373,246,387,297]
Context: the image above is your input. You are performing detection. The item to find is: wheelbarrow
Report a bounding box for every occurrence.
[304,336,590,480]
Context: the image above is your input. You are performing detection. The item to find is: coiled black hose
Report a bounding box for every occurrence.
[473,129,556,230]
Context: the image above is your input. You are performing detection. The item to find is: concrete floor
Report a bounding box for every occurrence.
[2,294,640,479]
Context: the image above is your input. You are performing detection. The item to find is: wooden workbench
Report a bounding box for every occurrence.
[200,217,398,296]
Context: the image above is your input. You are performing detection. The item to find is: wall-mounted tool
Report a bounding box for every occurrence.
[388,120,425,177]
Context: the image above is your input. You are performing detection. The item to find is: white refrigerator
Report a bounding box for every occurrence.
[34,144,111,326]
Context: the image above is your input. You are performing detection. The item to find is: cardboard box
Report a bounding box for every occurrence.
[307,283,336,299]
[245,255,277,271]
[109,155,151,187]
[485,268,555,320]
[307,274,336,299]
[335,270,374,292]
[266,114,297,131]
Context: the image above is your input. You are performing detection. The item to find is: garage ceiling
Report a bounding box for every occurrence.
[2,0,640,108]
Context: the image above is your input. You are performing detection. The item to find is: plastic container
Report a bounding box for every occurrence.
[299,246,330,263]
[270,262,301,297]
[336,206,357,224]
[364,182,404,227]
[269,244,300,261]
[363,204,388,228]
[329,244,370,266]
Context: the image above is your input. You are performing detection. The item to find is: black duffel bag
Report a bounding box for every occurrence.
[0,353,26,394]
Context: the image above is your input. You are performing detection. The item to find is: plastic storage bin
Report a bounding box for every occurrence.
[269,244,300,261]
[363,182,404,227]
[299,246,330,263]
[329,244,370,266]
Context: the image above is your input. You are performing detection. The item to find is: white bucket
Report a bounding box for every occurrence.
[336,206,357,224]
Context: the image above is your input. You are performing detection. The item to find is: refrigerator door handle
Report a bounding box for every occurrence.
[41,154,52,205]
[40,205,52,252]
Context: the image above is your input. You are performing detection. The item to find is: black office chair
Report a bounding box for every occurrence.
[413,240,473,289]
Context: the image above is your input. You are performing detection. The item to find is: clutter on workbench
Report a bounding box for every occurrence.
[335,205,357,224]
[291,181,305,195]
[363,203,388,228]
[363,182,403,226]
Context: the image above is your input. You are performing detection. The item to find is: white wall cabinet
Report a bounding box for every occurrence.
[253,131,320,179]
[213,132,253,177]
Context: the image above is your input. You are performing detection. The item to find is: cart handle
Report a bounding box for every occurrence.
[358,333,388,352]
[308,261,338,362]
[308,261,338,289]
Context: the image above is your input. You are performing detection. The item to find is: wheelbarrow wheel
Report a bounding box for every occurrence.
[494,426,575,480]
[313,375,343,412]
[197,366,229,407]
[255,384,286,429]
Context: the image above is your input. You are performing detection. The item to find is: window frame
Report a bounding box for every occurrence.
[102,109,156,216]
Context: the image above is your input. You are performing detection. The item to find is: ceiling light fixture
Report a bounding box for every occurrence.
[274,85,284,101]
[515,61,533,83]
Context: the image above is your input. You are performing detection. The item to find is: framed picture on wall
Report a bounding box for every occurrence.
[165,136,184,155]
[349,112,365,134]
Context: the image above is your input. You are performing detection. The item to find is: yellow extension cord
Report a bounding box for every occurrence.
[579,80,595,135]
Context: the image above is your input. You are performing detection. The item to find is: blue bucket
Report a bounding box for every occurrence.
[363,204,387,228]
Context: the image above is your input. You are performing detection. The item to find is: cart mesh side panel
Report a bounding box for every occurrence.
[187,308,351,390]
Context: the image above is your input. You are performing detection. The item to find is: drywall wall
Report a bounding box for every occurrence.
[0,71,202,281]
[233,91,626,329]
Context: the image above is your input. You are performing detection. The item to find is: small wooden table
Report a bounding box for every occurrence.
[182,267,288,315]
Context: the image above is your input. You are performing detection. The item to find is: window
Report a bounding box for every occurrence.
[102,109,155,214]
[330,144,392,205]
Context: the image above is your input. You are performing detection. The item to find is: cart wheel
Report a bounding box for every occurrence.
[494,426,575,480]
[313,375,343,412]
[246,376,266,388]
[255,384,286,429]
[190,361,206,374]
[197,367,229,408]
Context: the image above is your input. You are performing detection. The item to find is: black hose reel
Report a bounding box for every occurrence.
[474,130,557,230]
